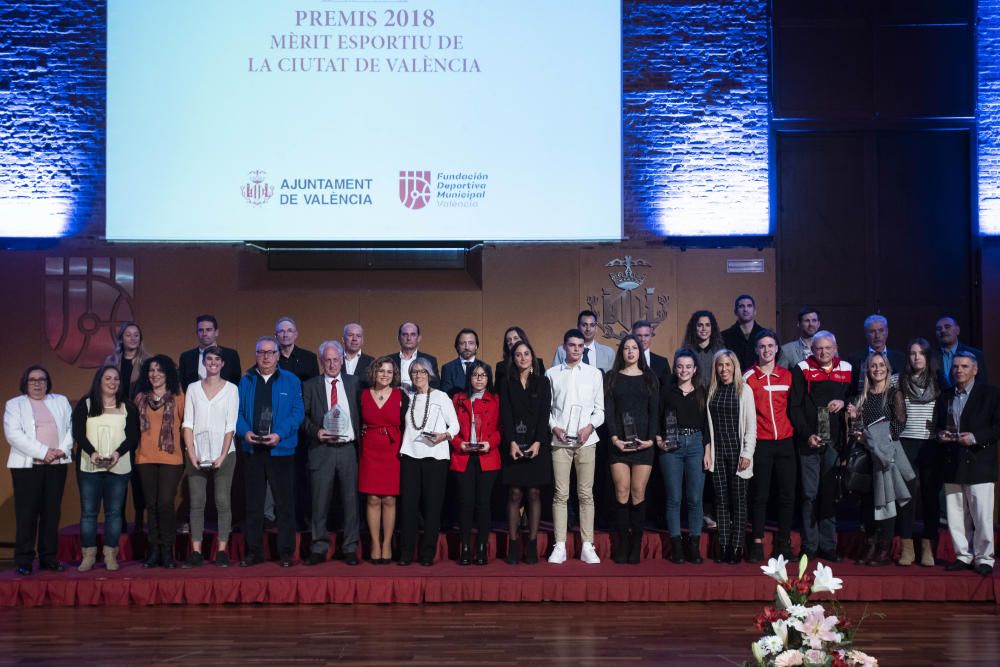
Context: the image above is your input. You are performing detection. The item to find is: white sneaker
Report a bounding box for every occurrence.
[548,542,567,564]
[703,515,717,530]
[580,542,601,564]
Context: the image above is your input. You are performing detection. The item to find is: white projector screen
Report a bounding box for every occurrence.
[106,1,622,242]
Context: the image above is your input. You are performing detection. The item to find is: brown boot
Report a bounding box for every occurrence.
[103,546,120,571]
[78,546,98,572]
[919,539,935,567]
[897,538,915,566]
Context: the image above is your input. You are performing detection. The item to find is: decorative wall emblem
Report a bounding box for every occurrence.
[45,257,136,367]
[399,170,432,209]
[587,255,668,341]
[242,170,274,206]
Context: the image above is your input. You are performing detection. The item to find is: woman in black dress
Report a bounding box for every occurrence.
[499,340,552,564]
[495,326,546,390]
[604,335,659,564]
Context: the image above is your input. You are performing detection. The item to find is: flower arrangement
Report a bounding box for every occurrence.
[746,554,879,667]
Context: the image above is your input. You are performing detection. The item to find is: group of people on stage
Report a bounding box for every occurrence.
[4,299,997,577]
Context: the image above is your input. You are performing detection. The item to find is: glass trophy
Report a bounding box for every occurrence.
[257,406,273,439]
[816,406,832,448]
[946,403,961,441]
[194,431,217,469]
[622,411,638,449]
[515,420,532,457]
[564,405,583,447]
[323,404,351,442]
[421,403,442,440]
[848,411,863,441]
[466,411,483,451]
[662,410,680,453]
[95,424,115,469]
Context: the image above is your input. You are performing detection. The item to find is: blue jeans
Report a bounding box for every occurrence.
[658,431,706,538]
[79,471,130,549]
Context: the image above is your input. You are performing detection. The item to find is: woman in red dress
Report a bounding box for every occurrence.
[358,357,408,564]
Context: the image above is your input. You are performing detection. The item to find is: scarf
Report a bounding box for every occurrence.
[900,372,937,404]
[136,391,176,454]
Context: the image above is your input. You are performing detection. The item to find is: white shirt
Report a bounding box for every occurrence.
[643,349,651,366]
[545,362,605,448]
[323,373,354,440]
[182,380,239,457]
[344,351,362,375]
[399,389,459,460]
[399,349,420,387]
[197,346,210,380]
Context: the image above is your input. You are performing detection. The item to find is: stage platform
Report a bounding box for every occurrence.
[1,527,996,606]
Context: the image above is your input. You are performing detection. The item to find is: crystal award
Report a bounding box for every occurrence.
[515,420,532,456]
[946,402,961,440]
[622,411,638,449]
[194,431,217,469]
[662,409,680,453]
[323,404,351,442]
[257,406,273,438]
[421,403,442,440]
[816,406,832,448]
[95,424,115,469]
[466,410,483,451]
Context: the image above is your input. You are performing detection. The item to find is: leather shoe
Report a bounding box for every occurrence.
[975,563,994,577]
[945,560,973,572]
[16,564,32,576]
[344,553,359,566]
[816,548,841,563]
[279,557,295,568]
[39,561,64,572]
[397,558,412,566]
[420,556,434,566]
[239,553,264,568]
[304,553,325,566]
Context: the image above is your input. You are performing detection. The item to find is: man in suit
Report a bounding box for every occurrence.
[440,328,493,397]
[342,322,374,384]
[391,321,438,390]
[275,316,320,382]
[847,314,905,394]
[178,314,242,389]
[631,319,670,385]
[551,309,614,371]
[935,352,999,576]
[779,307,821,369]
[722,294,765,372]
[935,316,988,389]
[301,341,362,566]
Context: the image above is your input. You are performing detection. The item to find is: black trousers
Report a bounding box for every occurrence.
[244,447,296,559]
[136,463,185,548]
[751,439,797,539]
[897,437,943,541]
[11,465,67,567]
[400,455,449,561]
[455,456,499,545]
[120,466,146,533]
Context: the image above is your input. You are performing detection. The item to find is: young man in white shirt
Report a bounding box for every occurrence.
[546,329,605,564]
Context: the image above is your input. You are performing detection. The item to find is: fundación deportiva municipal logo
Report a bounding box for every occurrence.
[399,170,431,210]
[242,170,274,206]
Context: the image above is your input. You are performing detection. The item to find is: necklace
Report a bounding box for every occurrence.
[373,388,391,403]
[409,392,431,430]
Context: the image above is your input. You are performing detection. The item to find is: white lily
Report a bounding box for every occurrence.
[811,561,844,594]
[751,641,766,664]
[761,554,789,583]
[798,553,808,580]
[771,618,789,647]
[776,585,793,610]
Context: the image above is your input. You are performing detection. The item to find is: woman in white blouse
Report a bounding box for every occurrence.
[398,358,459,566]
[180,346,239,568]
[3,365,73,575]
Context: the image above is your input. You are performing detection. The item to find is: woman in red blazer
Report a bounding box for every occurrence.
[451,360,502,565]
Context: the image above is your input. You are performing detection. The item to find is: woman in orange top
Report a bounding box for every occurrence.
[133,354,185,569]
[450,360,502,565]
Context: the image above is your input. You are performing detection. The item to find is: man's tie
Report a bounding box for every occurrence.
[330,378,339,409]
[583,348,591,365]
[463,361,470,375]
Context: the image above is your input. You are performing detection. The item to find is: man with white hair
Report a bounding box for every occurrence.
[848,314,904,394]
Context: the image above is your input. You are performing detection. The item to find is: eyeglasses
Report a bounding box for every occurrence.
[26,378,47,384]
[470,373,488,379]
[256,349,278,356]
[410,369,429,376]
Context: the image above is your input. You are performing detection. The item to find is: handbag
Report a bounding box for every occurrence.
[843,441,872,495]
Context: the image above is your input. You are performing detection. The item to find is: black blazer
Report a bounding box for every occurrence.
[440,358,494,397]
[648,352,672,387]
[278,345,320,383]
[935,343,989,388]
[179,346,243,391]
[934,382,1000,485]
[346,352,375,386]
[301,374,362,445]
[389,352,439,388]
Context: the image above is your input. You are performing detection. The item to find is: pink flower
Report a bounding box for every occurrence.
[774,649,805,666]
[805,649,826,663]
[791,605,841,649]
[846,650,878,667]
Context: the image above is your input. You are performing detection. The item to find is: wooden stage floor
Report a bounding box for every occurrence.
[1,601,997,665]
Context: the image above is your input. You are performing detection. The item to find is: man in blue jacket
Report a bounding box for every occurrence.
[237,336,305,567]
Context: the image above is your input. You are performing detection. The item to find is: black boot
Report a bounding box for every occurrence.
[748,541,765,564]
[669,536,686,564]
[772,536,794,561]
[628,501,646,564]
[459,541,472,566]
[475,543,488,566]
[161,544,177,569]
[613,501,630,564]
[524,538,538,564]
[856,537,877,566]
[506,537,521,565]
[721,544,733,564]
[142,544,160,569]
[729,545,743,565]
[685,534,703,564]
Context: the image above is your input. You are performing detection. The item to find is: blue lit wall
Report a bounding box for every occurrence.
[980,0,1000,235]
[0,1,770,240]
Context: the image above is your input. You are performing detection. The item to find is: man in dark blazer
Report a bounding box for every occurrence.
[847,314,905,394]
[342,322,374,385]
[275,316,320,382]
[440,327,493,397]
[721,294,765,372]
[935,351,999,576]
[631,319,671,386]
[390,321,439,389]
[935,316,988,389]
[301,340,362,566]
[179,314,243,389]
